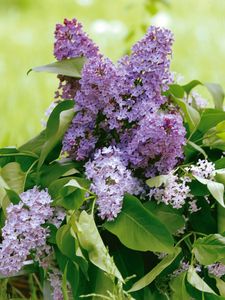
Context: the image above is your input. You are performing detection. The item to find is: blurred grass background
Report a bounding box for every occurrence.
[0,0,225,147]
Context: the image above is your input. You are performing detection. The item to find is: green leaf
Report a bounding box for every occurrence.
[205,83,225,110]
[46,100,74,137]
[173,97,200,132]
[5,189,21,205]
[62,263,69,300]
[39,159,80,187]
[170,272,190,300]
[38,101,75,169]
[19,130,46,156]
[64,178,89,192]
[56,224,78,260]
[187,266,217,295]
[187,140,208,158]
[146,174,170,188]
[192,233,225,265]
[182,80,202,95]
[144,202,185,234]
[215,157,225,169]
[217,206,225,233]
[207,181,225,207]
[57,182,86,210]
[104,194,174,253]
[0,162,25,194]
[28,57,86,78]
[194,175,225,207]
[192,109,225,141]
[76,211,123,281]
[129,247,181,292]
[168,84,185,98]
[212,276,225,297]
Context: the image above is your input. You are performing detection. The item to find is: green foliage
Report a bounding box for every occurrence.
[129,247,181,292]
[192,233,225,265]
[104,194,174,253]
[29,57,86,78]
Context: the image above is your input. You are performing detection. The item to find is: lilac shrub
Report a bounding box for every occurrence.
[2,17,225,300]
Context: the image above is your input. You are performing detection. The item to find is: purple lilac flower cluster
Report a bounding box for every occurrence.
[54,18,186,176]
[0,187,53,276]
[85,146,143,220]
[207,263,225,278]
[149,173,190,209]
[120,112,186,176]
[49,267,64,300]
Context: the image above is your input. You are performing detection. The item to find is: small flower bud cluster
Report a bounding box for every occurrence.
[207,263,225,278]
[150,173,190,209]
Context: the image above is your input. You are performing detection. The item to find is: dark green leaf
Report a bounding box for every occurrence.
[5,189,21,205]
[144,202,185,234]
[170,272,190,300]
[38,101,75,169]
[104,194,174,253]
[28,57,86,78]
[39,159,80,187]
[129,247,181,292]
[192,233,225,265]
[168,84,185,98]
[217,206,225,234]
[56,224,78,260]
[182,80,202,95]
[187,140,208,158]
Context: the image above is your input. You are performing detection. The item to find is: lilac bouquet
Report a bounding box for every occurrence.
[1,18,225,299]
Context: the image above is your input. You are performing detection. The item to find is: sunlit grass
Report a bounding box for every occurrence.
[0,0,225,147]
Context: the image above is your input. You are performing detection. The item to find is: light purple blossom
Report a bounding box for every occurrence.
[150,173,190,209]
[117,26,174,121]
[121,112,186,176]
[85,146,143,220]
[207,263,225,278]
[187,91,208,109]
[62,57,121,160]
[186,159,216,180]
[54,18,100,101]
[49,267,64,300]
[188,199,201,214]
[54,18,100,61]
[0,187,53,276]
[49,207,66,229]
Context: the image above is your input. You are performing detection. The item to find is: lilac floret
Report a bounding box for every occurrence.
[0,187,53,276]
